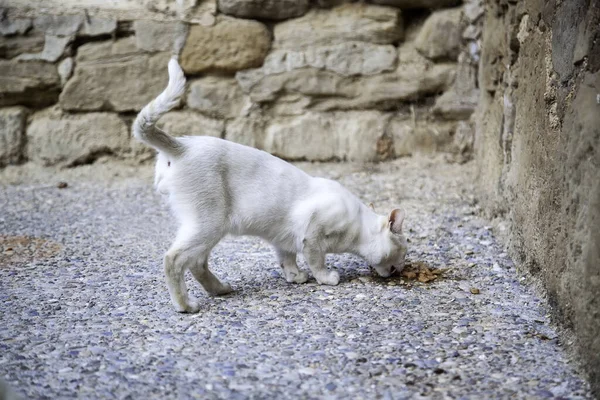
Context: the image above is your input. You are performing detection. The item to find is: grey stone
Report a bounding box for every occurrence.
[180,16,271,74]
[59,37,170,112]
[369,0,461,8]
[0,18,32,36]
[262,42,397,77]
[433,61,478,120]
[0,107,28,167]
[57,57,74,86]
[133,20,179,52]
[26,108,129,166]
[0,60,60,107]
[236,43,455,112]
[217,0,310,20]
[224,115,267,148]
[0,33,45,59]
[16,35,71,62]
[187,76,251,118]
[79,16,117,37]
[263,111,392,161]
[274,3,403,49]
[415,7,463,61]
[33,14,83,36]
[390,116,457,156]
[157,111,224,138]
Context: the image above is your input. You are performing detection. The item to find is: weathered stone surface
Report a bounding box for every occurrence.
[180,16,271,74]
[133,20,179,52]
[237,43,455,112]
[262,42,397,77]
[33,14,83,36]
[60,38,170,112]
[370,0,461,8]
[16,35,71,62]
[0,18,32,35]
[433,60,478,119]
[415,7,463,60]
[0,33,45,59]
[263,112,392,161]
[26,108,129,166]
[390,116,456,156]
[79,16,117,36]
[218,0,310,20]
[224,115,267,148]
[0,107,28,167]
[274,3,403,49]
[57,57,74,86]
[187,76,251,118]
[0,60,60,107]
[157,111,224,138]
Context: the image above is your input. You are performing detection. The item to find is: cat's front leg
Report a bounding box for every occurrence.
[302,242,340,286]
[275,248,309,284]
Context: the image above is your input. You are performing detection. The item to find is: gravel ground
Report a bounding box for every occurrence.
[0,157,592,399]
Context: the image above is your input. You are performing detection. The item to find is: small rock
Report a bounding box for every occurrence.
[57,182,68,189]
[470,288,480,295]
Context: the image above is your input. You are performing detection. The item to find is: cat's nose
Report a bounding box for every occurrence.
[390,265,397,274]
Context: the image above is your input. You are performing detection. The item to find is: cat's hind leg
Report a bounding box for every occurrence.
[164,227,223,313]
[275,248,309,284]
[189,257,233,296]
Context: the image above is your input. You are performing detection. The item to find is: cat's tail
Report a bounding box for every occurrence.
[132,58,186,157]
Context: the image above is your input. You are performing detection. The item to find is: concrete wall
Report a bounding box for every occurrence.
[475,0,599,394]
[0,0,481,167]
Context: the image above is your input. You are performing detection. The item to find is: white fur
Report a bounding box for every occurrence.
[133,58,408,313]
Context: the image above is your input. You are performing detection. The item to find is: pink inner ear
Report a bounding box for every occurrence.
[389,209,405,233]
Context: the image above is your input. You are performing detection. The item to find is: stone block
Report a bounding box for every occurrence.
[415,7,463,61]
[217,0,310,20]
[0,107,28,167]
[26,108,129,166]
[370,0,461,9]
[0,60,60,107]
[187,76,251,118]
[180,16,271,74]
[274,3,403,48]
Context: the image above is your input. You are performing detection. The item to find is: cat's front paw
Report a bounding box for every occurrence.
[214,283,233,296]
[316,270,340,286]
[285,270,309,284]
[175,298,201,313]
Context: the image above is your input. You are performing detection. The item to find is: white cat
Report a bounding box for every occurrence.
[133,59,408,313]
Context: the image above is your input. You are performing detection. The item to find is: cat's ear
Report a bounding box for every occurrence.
[368,203,375,212]
[388,209,405,235]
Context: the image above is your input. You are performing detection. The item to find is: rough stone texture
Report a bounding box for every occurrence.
[433,59,478,120]
[390,117,457,157]
[237,43,455,112]
[33,14,83,36]
[57,57,74,86]
[224,115,267,148]
[0,107,28,167]
[79,16,117,36]
[180,16,271,74]
[475,0,600,395]
[16,34,71,62]
[263,112,392,161]
[217,0,310,20]
[0,159,593,399]
[0,33,45,59]
[262,42,398,77]
[26,108,129,166]
[133,20,179,52]
[60,38,170,112]
[0,60,61,107]
[0,17,32,35]
[370,0,461,8]
[273,3,404,49]
[415,7,463,61]
[187,76,251,118]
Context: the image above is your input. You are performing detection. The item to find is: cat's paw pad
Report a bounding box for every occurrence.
[316,270,340,286]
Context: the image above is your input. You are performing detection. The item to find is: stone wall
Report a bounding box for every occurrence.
[475,0,599,394]
[0,0,479,167]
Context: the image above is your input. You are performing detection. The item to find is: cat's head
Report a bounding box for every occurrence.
[372,209,408,278]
